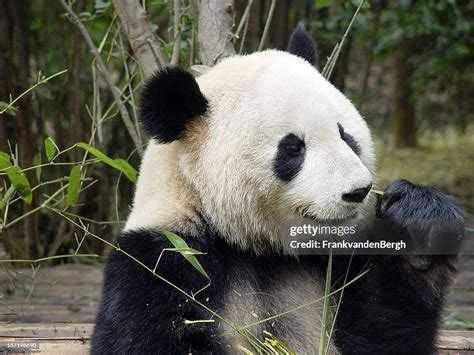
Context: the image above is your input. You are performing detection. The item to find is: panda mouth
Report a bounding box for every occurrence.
[302,213,357,222]
[298,206,358,221]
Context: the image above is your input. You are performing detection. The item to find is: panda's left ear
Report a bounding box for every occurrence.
[140,67,208,143]
[287,21,317,66]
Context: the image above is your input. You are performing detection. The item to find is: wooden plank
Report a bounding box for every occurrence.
[0,323,92,355]
[0,340,89,355]
[0,323,92,338]
[439,330,474,351]
[0,325,473,354]
[0,264,102,323]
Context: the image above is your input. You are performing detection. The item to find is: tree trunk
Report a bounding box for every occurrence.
[0,0,13,153]
[112,0,166,78]
[358,0,385,112]
[198,0,236,66]
[247,0,262,52]
[0,0,40,259]
[390,45,416,148]
[271,0,289,49]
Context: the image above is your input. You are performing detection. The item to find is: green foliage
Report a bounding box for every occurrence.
[373,0,474,127]
[0,101,18,116]
[0,153,33,204]
[310,0,474,128]
[163,230,210,281]
[310,1,367,56]
[66,165,81,206]
[5,166,32,205]
[76,143,138,183]
[315,0,334,9]
[374,1,474,67]
[79,0,112,22]
[44,137,59,162]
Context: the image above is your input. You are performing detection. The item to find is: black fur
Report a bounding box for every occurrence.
[377,179,463,220]
[91,228,320,354]
[91,229,226,354]
[92,180,462,354]
[273,133,306,181]
[334,180,463,355]
[287,21,317,66]
[140,67,208,143]
[338,122,361,155]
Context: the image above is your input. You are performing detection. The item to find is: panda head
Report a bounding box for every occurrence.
[127,23,375,253]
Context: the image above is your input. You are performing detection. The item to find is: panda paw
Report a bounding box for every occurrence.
[376,179,464,258]
[376,179,463,220]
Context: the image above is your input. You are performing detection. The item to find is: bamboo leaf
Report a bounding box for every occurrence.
[76,143,137,183]
[0,152,12,169]
[163,230,210,281]
[0,101,18,116]
[6,166,32,204]
[166,247,206,256]
[66,165,81,206]
[44,137,59,162]
[0,153,32,204]
[113,159,139,183]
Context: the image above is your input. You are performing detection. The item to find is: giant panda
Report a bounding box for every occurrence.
[91,23,463,354]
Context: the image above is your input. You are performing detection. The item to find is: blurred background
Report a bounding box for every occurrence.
[0,0,473,331]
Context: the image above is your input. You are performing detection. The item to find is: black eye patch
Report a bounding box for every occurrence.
[338,123,361,155]
[274,133,306,181]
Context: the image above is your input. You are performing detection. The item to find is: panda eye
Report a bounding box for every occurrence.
[285,143,304,155]
[337,123,361,155]
[281,134,305,156]
[274,133,306,181]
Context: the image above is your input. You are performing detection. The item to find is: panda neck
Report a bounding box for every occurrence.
[124,141,205,236]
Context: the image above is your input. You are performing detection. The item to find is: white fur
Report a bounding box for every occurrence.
[126,50,376,254]
[219,265,338,354]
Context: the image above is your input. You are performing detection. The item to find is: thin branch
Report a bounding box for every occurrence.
[0,253,102,264]
[112,0,167,77]
[59,0,143,156]
[190,0,199,65]
[51,208,260,348]
[222,267,371,336]
[171,0,182,66]
[0,70,67,115]
[321,44,338,78]
[118,28,142,144]
[235,0,253,41]
[358,1,383,110]
[258,0,277,51]
[322,0,365,80]
[239,8,251,54]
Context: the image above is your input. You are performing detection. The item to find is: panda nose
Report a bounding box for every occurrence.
[342,183,372,203]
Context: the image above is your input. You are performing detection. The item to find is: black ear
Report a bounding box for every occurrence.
[140,67,208,143]
[287,21,317,66]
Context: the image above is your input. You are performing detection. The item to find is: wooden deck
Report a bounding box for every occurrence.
[0,255,473,353]
[0,324,472,354]
[1,258,473,325]
[0,264,102,323]
[0,323,90,355]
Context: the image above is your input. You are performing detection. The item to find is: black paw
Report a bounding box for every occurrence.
[377,179,463,220]
[376,179,464,255]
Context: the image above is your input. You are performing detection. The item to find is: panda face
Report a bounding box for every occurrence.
[175,51,375,250]
[128,28,376,252]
